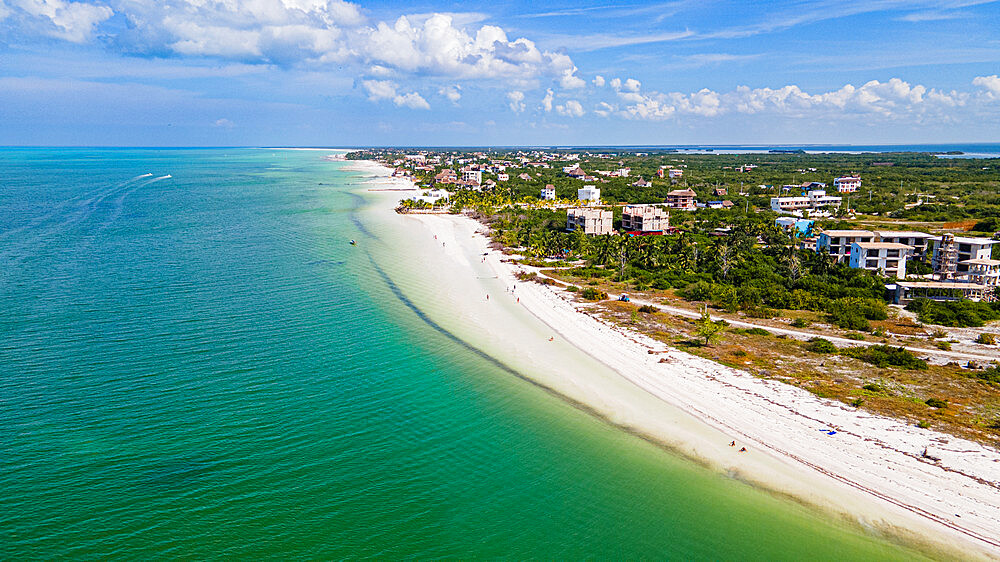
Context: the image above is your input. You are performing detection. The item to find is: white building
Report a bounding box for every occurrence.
[872,231,935,258]
[578,185,600,203]
[541,184,556,200]
[930,235,999,275]
[816,230,875,262]
[834,175,862,193]
[849,242,909,279]
[497,172,509,182]
[961,259,1000,289]
[770,190,842,216]
[461,169,482,185]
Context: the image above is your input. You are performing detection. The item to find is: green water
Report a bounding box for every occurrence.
[0,148,920,559]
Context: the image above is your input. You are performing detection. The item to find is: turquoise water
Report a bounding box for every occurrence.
[1,148,921,559]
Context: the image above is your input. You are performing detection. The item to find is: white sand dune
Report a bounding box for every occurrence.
[349,159,1000,559]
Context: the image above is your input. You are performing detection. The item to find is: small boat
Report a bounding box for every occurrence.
[350,240,356,246]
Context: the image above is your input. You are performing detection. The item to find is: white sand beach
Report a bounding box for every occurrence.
[348,159,1000,559]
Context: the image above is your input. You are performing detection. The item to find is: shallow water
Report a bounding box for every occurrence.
[0,148,921,558]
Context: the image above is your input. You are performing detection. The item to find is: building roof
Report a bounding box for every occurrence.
[874,231,935,239]
[667,189,696,196]
[819,230,875,237]
[852,242,911,250]
[959,258,1000,266]
[896,281,985,290]
[944,236,1000,246]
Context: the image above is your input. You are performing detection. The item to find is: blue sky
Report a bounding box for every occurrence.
[1,0,999,146]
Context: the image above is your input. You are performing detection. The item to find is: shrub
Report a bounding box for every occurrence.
[807,337,837,354]
[917,420,932,429]
[925,398,948,408]
[746,306,778,319]
[936,341,952,351]
[976,333,996,345]
[790,317,811,328]
[862,382,887,394]
[850,398,864,407]
[566,285,579,292]
[905,297,1000,327]
[581,287,608,301]
[845,345,928,370]
[638,304,658,313]
[745,327,771,336]
[844,332,866,341]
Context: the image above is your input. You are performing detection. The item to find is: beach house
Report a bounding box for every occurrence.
[872,231,935,258]
[566,208,613,235]
[541,185,556,200]
[621,205,669,233]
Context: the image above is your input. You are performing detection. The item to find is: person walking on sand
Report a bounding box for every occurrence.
[739,447,747,452]
[730,441,735,447]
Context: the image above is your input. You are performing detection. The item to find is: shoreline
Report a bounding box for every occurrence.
[344,158,1000,559]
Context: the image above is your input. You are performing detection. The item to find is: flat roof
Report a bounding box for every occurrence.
[934,236,1000,245]
[819,230,874,236]
[897,281,986,290]
[874,231,935,238]
[853,242,911,249]
[959,258,1000,266]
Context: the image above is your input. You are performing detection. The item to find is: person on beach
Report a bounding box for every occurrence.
[730,441,735,447]
[739,447,747,452]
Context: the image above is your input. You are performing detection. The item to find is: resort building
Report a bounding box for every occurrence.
[461,169,482,185]
[497,172,509,181]
[930,235,999,276]
[816,230,875,262]
[849,242,909,279]
[665,188,697,211]
[872,231,935,258]
[621,204,670,232]
[770,190,842,216]
[541,184,556,200]
[566,208,613,235]
[577,185,600,203]
[775,217,814,236]
[834,175,862,193]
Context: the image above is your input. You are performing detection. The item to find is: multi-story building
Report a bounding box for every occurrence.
[461,169,482,185]
[621,205,669,232]
[577,185,600,203]
[930,235,999,276]
[834,175,862,193]
[816,229,875,262]
[665,188,697,210]
[849,242,909,279]
[961,258,1000,291]
[770,190,842,216]
[872,231,935,258]
[541,184,556,200]
[566,208,613,235]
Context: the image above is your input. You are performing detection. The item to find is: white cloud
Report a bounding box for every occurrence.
[541,88,554,112]
[362,79,398,101]
[213,118,235,128]
[594,101,616,117]
[593,75,605,87]
[393,91,430,110]
[974,75,1000,98]
[556,99,584,117]
[609,77,974,122]
[439,84,462,104]
[10,0,113,42]
[507,90,525,113]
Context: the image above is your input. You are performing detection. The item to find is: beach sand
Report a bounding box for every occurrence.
[348,159,1000,560]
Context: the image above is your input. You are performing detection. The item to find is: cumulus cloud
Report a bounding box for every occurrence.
[439,84,462,104]
[608,77,972,122]
[541,88,554,112]
[507,90,526,113]
[362,79,428,109]
[974,75,1000,98]
[393,91,430,110]
[6,0,113,42]
[593,75,605,87]
[212,118,235,128]
[556,99,584,117]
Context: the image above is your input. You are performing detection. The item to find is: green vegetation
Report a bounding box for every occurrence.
[695,310,726,347]
[806,337,838,353]
[638,304,658,313]
[925,397,948,408]
[581,287,608,301]
[843,345,928,370]
[976,333,996,345]
[905,298,1000,327]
